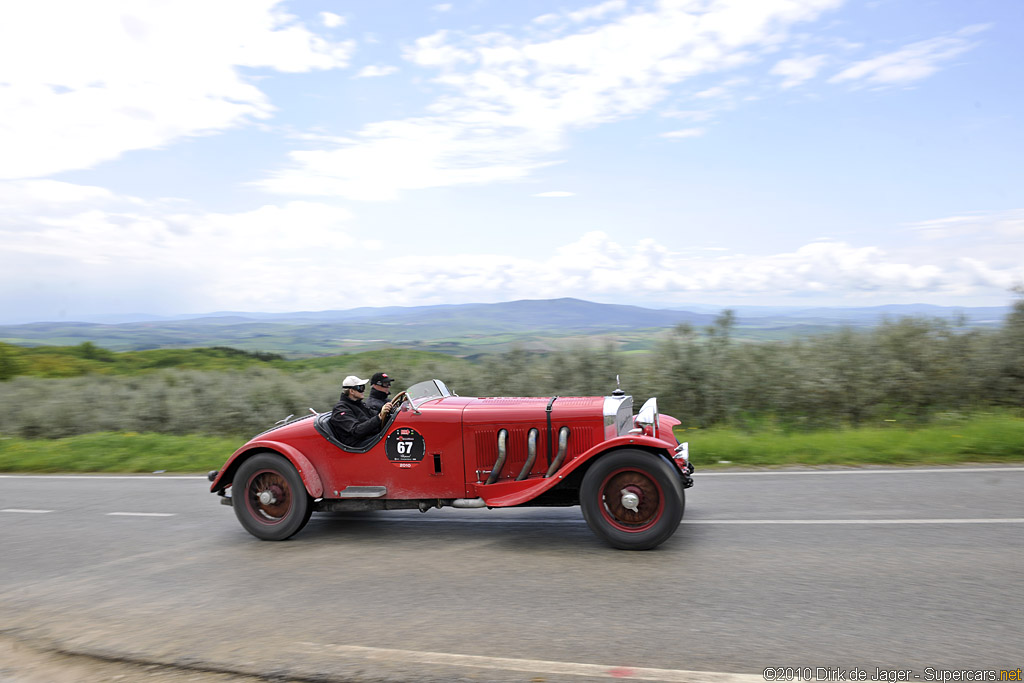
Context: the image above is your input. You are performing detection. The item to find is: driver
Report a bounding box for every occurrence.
[328,375,395,448]
[365,372,394,413]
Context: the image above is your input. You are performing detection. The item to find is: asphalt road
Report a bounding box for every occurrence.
[1,466,1022,682]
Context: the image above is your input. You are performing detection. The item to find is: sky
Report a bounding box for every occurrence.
[1,0,1022,323]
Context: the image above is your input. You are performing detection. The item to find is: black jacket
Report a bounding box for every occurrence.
[365,387,390,413]
[328,394,382,447]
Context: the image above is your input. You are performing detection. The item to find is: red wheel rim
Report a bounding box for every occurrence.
[243,469,293,525]
[598,467,664,532]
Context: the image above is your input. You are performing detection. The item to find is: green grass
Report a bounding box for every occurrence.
[677,412,1024,468]
[2,413,1023,473]
[0,432,237,473]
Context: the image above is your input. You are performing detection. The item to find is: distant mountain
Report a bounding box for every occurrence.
[378,298,713,329]
[0,298,712,353]
[29,299,1008,326]
[0,298,1010,355]
[12,298,712,328]
[739,304,1009,327]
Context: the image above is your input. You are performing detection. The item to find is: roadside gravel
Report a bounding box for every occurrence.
[0,635,284,683]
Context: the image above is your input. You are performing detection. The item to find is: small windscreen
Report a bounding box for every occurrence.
[406,379,451,405]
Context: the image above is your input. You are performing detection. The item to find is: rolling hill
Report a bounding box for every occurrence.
[0,298,1009,356]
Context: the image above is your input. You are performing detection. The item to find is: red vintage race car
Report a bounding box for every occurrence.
[209,379,694,550]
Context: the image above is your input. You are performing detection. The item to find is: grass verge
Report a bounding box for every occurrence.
[678,412,1024,468]
[0,432,237,473]
[1,413,1023,473]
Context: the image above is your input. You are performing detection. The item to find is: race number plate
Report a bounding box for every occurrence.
[385,427,426,468]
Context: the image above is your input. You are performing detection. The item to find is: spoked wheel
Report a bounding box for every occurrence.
[580,449,684,550]
[233,452,311,541]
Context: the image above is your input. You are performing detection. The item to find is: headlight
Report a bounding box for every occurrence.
[635,398,659,438]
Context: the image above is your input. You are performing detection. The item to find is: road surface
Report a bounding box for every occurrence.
[1,466,1022,682]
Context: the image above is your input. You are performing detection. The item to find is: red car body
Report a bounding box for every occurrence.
[210,380,693,549]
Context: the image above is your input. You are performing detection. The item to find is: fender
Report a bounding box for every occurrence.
[209,439,324,498]
[472,434,675,507]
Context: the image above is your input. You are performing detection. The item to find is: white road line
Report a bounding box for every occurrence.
[683,518,1024,525]
[695,466,1024,476]
[320,516,1024,525]
[7,510,1018,524]
[299,642,764,683]
[106,512,176,517]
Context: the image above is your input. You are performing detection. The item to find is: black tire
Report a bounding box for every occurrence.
[233,452,312,541]
[580,449,684,550]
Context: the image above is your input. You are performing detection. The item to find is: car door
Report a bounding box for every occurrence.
[317,397,469,500]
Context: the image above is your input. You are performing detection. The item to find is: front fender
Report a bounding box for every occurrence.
[209,439,324,499]
[472,434,675,507]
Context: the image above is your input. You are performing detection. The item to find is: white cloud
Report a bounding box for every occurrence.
[695,85,730,100]
[533,14,562,26]
[903,210,1024,288]
[2,184,1021,313]
[661,108,716,123]
[0,180,359,312]
[366,232,1020,305]
[771,54,827,88]
[355,64,400,78]
[402,30,474,68]
[0,179,117,208]
[661,128,706,139]
[0,0,354,180]
[0,188,355,265]
[262,0,844,200]
[567,0,628,24]
[262,117,561,200]
[320,12,346,28]
[829,25,987,87]
[909,209,1024,240]
[534,191,575,197]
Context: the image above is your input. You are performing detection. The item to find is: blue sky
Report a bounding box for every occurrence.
[1,0,1022,323]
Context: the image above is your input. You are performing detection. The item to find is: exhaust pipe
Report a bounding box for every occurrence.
[517,428,538,481]
[544,427,570,478]
[486,429,508,485]
[452,498,486,508]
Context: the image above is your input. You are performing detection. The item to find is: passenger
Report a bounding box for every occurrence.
[328,375,394,448]
[365,372,394,413]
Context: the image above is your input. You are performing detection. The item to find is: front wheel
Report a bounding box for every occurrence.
[580,450,684,550]
[233,452,311,541]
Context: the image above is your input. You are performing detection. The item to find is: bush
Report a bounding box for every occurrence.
[1,299,1023,438]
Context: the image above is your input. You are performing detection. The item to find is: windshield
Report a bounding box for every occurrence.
[405,379,452,408]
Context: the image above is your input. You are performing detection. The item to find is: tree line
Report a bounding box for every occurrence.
[0,343,285,380]
[0,297,1021,439]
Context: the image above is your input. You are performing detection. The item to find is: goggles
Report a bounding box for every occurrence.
[347,384,366,392]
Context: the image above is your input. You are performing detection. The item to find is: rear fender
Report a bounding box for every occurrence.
[209,439,324,498]
[473,435,674,507]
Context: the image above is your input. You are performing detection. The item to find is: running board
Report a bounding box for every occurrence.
[336,486,387,498]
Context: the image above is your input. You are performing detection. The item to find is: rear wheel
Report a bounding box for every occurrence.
[580,449,684,550]
[233,452,311,541]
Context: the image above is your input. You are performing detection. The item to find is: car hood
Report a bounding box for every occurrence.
[458,396,605,426]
